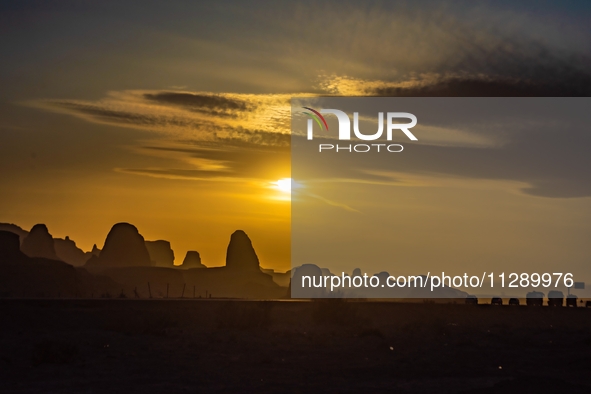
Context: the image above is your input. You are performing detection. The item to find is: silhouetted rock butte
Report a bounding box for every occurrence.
[21,224,59,260]
[86,223,151,267]
[0,231,28,263]
[0,230,90,297]
[225,230,260,271]
[0,223,93,266]
[145,240,175,267]
[181,251,206,269]
[0,223,28,242]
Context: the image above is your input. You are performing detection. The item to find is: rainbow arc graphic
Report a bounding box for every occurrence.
[302,107,329,131]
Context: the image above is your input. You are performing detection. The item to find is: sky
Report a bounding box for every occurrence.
[291,98,591,296]
[0,0,589,272]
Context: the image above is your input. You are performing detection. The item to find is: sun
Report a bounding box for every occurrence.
[274,178,292,193]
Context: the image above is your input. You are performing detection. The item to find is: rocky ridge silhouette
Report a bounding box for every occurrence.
[181,251,206,269]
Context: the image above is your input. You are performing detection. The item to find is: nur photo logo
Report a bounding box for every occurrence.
[301,107,418,152]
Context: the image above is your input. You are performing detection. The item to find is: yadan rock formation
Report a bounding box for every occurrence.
[0,223,287,299]
[0,223,28,242]
[20,224,59,260]
[0,231,27,263]
[86,223,151,267]
[145,240,175,267]
[225,230,260,271]
[0,230,79,297]
[180,251,206,269]
[0,223,93,266]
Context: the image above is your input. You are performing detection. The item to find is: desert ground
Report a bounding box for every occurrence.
[0,299,589,394]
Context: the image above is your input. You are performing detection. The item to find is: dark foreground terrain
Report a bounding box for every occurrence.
[0,300,589,394]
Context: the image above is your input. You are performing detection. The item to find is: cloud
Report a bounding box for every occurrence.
[115,168,246,182]
[26,90,294,186]
[27,0,591,199]
[143,92,255,118]
[120,140,290,183]
[319,69,591,97]
[30,86,591,199]
[292,96,591,199]
[224,1,591,96]
[32,90,293,145]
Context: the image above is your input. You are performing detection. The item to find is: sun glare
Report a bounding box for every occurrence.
[275,178,292,193]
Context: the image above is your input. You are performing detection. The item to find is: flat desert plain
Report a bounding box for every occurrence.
[0,299,590,393]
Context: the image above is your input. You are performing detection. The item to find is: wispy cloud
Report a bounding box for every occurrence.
[31,90,294,145]
[318,71,591,97]
[25,0,591,200]
[28,85,591,200]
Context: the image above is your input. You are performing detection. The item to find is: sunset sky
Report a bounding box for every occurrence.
[291,98,591,294]
[0,1,589,272]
